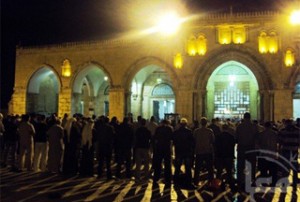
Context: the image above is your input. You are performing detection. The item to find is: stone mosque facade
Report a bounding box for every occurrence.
[9,11,300,122]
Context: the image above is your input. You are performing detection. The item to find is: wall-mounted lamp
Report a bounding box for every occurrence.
[174,53,183,69]
[61,59,72,77]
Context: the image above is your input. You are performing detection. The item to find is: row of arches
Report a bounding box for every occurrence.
[26,60,300,120]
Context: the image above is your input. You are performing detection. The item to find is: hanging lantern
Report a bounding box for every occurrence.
[174,53,183,69]
[268,32,278,54]
[285,50,295,67]
[61,59,71,77]
[232,26,246,44]
[186,35,197,56]
[196,35,207,55]
[258,32,268,54]
[218,26,231,44]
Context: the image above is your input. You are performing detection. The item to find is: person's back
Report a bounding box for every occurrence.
[279,120,300,152]
[173,125,194,157]
[118,121,134,150]
[135,125,151,149]
[194,127,214,155]
[215,129,235,158]
[153,122,173,154]
[19,117,35,144]
[236,115,258,150]
[258,122,278,152]
[146,116,158,137]
[34,116,48,143]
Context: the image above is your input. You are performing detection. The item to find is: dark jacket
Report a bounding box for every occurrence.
[173,126,194,157]
[135,126,152,149]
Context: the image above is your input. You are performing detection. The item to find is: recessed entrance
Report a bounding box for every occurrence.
[206,61,259,120]
[129,65,175,120]
[72,65,109,117]
[26,67,59,115]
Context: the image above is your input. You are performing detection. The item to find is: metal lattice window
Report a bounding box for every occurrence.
[214,81,250,117]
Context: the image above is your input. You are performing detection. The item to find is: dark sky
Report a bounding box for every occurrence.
[0,0,287,111]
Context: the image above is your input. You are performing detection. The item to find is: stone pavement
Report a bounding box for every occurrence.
[0,165,299,202]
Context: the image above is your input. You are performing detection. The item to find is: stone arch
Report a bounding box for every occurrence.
[71,62,111,116]
[123,56,180,91]
[193,46,273,91]
[26,65,61,115]
[125,56,178,119]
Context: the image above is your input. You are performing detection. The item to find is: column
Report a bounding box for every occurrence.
[58,87,72,118]
[8,86,26,115]
[175,89,194,122]
[109,86,125,121]
[273,89,293,121]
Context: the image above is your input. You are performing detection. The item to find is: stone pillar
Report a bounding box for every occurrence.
[9,86,26,115]
[175,89,193,122]
[58,87,72,118]
[192,91,198,121]
[259,90,265,121]
[273,89,293,121]
[109,86,125,121]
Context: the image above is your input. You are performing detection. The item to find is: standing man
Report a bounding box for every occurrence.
[278,119,300,191]
[134,118,152,181]
[33,115,48,172]
[152,119,173,186]
[236,112,258,190]
[193,117,215,186]
[173,118,195,188]
[18,114,35,171]
[115,117,134,179]
[94,116,115,179]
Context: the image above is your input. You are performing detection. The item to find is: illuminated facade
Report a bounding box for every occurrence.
[10,11,300,121]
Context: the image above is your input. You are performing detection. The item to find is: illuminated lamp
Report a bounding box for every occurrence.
[218,27,231,44]
[268,32,278,54]
[174,53,183,69]
[187,35,197,56]
[258,32,268,54]
[285,50,295,67]
[196,35,207,55]
[233,26,246,44]
[61,59,71,77]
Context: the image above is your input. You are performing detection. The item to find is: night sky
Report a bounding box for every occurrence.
[0,0,287,111]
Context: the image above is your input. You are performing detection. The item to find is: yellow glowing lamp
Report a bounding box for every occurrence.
[258,32,268,54]
[268,32,278,54]
[218,27,231,44]
[233,27,246,44]
[62,59,71,77]
[187,36,197,56]
[285,50,295,67]
[174,53,183,69]
[196,35,207,55]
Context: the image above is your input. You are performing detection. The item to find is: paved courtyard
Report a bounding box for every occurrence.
[0,164,299,202]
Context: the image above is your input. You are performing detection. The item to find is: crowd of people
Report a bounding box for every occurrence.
[0,112,299,192]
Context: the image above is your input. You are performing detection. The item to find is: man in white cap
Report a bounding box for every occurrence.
[173,118,195,189]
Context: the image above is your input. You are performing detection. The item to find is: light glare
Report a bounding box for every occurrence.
[290,10,300,25]
[156,12,181,35]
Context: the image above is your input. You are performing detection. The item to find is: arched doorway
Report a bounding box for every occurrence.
[26,67,60,115]
[129,65,175,121]
[206,61,259,121]
[72,65,110,117]
[293,82,300,119]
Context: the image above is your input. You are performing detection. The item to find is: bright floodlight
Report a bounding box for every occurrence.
[156,12,181,35]
[290,10,300,25]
